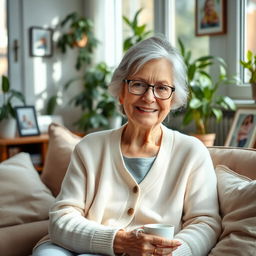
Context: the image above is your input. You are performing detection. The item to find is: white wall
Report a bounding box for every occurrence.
[8,0,122,130]
[7,0,85,129]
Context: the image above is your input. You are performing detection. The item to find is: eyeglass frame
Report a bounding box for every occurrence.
[123,79,175,100]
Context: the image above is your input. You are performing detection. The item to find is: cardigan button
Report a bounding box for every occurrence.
[133,186,138,193]
[127,208,134,216]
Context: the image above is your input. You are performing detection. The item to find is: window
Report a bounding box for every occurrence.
[246,0,256,54]
[175,0,209,59]
[242,0,256,83]
[0,0,8,76]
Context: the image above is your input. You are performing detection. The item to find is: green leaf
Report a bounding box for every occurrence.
[178,38,185,57]
[247,50,253,61]
[182,109,194,126]
[212,108,223,122]
[1,75,9,92]
[46,95,58,115]
[189,98,202,109]
[222,96,236,110]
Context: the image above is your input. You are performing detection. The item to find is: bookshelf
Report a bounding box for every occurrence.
[0,134,49,171]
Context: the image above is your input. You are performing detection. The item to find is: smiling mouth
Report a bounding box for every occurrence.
[136,106,157,113]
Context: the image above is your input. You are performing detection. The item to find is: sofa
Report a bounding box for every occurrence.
[0,123,255,256]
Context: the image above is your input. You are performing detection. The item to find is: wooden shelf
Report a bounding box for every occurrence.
[0,134,49,171]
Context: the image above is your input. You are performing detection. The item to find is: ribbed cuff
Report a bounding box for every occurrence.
[173,239,192,256]
[91,227,120,256]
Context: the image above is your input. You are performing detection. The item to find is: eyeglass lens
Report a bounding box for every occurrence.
[127,80,174,99]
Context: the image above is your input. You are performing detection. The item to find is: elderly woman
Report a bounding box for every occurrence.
[33,36,220,256]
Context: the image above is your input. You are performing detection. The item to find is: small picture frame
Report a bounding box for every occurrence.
[15,106,41,137]
[225,108,256,148]
[29,26,53,57]
[195,0,227,36]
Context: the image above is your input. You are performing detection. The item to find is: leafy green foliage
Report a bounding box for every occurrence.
[123,8,152,52]
[240,50,256,84]
[57,12,98,70]
[178,39,236,134]
[64,62,116,131]
[0,75,26,121]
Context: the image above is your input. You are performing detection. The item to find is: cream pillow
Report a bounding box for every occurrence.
[209,165,256,255]
[41,123,81,197]
[0,153,55,228]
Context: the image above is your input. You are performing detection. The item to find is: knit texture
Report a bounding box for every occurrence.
[48,124,221,255]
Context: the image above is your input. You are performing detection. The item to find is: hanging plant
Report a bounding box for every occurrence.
[57,12,99,70]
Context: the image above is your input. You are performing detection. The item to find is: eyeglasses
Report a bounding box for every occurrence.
[123,80,175,100]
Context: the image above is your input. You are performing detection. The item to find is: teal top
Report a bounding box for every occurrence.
[123,155,156,184]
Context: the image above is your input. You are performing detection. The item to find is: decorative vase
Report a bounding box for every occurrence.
[191,133,216,147]
[0,118,17,138]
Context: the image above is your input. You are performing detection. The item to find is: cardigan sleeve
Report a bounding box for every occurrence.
[173,142,221,256]
[48,145,120,255]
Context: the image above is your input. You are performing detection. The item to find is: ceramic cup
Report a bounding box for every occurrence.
[137,224,174,239]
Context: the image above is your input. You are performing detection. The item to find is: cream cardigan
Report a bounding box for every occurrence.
[48,124,221,255]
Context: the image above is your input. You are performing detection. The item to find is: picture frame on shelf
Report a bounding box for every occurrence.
[29,26,53,57]
[225,108,256,148]
[15,106,41,137]
[195,0,227,36]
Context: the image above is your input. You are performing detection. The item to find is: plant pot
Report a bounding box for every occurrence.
[0,118,17,138]
[251,83,256,101]
[191,133,216,146]
[73,34,88,48]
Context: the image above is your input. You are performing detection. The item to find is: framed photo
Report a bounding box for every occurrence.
[195,0,227,36]
[29,26,53,57]
[15,106,41,137]
[225,108,256,148]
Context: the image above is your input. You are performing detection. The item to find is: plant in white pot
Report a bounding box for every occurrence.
[178,39,236,146]
[0,75,26,138]
[240,50,256,101]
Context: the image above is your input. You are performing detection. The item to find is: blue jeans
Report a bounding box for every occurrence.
[32,242,105,256]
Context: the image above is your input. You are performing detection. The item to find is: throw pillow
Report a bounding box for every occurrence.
[0,153,55,228]
[41,123,81,197]
[209,165,256,256]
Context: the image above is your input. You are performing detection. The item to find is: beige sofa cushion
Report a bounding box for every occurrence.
[208,146,256,179]
[0,220,49,256]
[41,123,81,197]
[209,165,256,255]
[0,153,54,228]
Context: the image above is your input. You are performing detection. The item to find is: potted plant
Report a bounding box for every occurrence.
[64,62,120,131]
[57,12,99,70]
[240,50,256,101]
[123,8,152,52]
[46,12,121,132]
[0,75,26,138]
[178,39,236,146]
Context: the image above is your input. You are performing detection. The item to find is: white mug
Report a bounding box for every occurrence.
[137,223,174,240]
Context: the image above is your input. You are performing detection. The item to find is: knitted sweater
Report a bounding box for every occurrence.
[49,124,221,255]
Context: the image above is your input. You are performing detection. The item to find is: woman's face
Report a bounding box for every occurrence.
[120,58,174,129]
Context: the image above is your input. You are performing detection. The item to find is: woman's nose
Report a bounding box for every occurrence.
[142,87,156,102]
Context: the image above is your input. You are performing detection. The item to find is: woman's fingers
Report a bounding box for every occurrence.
[114,230,182,255]
[150,235,182,248]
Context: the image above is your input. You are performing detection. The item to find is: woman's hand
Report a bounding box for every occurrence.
[113,230,181,256]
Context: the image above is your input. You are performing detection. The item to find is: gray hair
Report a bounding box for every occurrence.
[108,35,188,112]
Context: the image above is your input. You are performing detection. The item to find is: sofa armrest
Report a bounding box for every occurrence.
[0,220,49,256]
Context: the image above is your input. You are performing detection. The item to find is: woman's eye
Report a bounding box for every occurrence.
[156,85,168,91]
[132,82,146,88]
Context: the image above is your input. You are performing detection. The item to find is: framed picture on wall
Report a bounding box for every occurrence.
[225,108,256,148]
[195,0,227,36]
[29,26,53,57]
[15,106,41,137]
